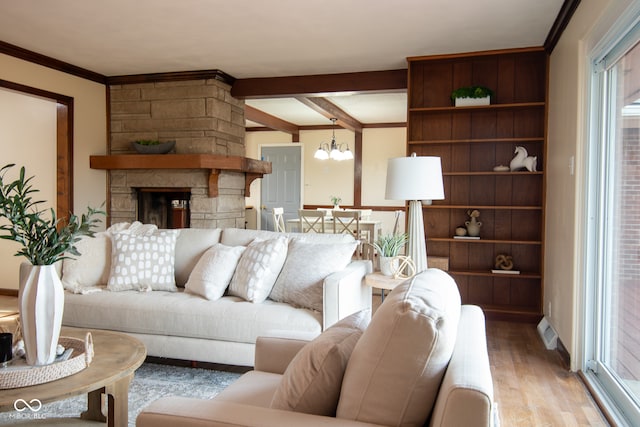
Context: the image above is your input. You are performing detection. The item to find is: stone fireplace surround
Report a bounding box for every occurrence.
[95,75,269,229]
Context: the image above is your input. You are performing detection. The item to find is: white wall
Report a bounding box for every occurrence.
[546,0,623,369]
[0,54,107,290]
[245,127,406,234]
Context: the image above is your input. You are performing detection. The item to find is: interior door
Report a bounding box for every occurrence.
[260,145,301,231]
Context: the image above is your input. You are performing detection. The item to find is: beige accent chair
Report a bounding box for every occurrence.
[137,269,495,427]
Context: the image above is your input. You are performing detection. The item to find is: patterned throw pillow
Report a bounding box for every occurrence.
[185,244,246,300]
[108,230,178,292]
[228,236,288,303]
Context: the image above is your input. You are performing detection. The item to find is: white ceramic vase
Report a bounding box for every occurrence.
[380,256,399,277]
[19,263,65,365]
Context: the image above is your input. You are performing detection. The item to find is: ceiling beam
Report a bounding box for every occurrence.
[295,97,363,133]
[232,69,407,99]
[245,105,300,139]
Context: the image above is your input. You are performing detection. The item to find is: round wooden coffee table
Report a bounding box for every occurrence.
[0,327,146,427]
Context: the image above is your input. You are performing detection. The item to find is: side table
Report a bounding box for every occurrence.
[364,272,406,301]
[0,327,146,427]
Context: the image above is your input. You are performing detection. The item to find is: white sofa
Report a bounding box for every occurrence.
[61,227,372,367]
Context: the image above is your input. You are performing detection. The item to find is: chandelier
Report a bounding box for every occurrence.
[313,118,354,161]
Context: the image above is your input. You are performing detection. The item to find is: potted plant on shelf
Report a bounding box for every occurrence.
[450,85,494,107]
[131,139,176,154]
[0,164,104,365]
[373,232,408,276]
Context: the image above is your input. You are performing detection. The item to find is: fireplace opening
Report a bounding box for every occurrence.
[137,188,191,229]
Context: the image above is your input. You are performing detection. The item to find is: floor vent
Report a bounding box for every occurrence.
[537,317,558,350]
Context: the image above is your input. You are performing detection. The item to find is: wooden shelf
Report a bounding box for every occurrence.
[426,204,542,210]
[443,171,543,176]
[409,102,545,113]
[449,269,542,279]
[429,237,542,245]
[408,137,544,145]
[90,154,271,198]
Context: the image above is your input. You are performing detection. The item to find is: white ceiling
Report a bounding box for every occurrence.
[0,0,564,128]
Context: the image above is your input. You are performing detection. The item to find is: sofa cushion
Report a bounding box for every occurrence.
[62,232,111,293]
[185,243,246,300]
[108,230,178,292]
[175,228,222,287]
[336,269,461,427]
[270,309,370,416]
[269,239,357,312]
[228,237,288,303]
[63,290,323,344]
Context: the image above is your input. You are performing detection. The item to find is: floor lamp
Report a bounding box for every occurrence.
[385,154,444,273]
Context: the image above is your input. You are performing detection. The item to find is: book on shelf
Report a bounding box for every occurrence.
[491,269,521,275]
[453,235,480,240]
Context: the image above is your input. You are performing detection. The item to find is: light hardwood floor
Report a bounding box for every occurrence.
[487,319,608,426]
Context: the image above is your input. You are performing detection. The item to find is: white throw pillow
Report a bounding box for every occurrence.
[270,239,357,312]
[62,232,111,293]
[228,236,288,303]
[185,244,246,300]
[108,230,178,292]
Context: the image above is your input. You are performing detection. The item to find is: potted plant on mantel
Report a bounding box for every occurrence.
[450,85,494,107]
[0,164,104,365]
[373,232,408,276]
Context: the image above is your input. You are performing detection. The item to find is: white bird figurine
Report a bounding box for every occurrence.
[510,146,537,172]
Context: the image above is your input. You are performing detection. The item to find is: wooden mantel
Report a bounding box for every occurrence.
[90,154,272,197]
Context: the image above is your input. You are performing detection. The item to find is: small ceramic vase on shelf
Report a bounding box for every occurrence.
[465,209,482,237]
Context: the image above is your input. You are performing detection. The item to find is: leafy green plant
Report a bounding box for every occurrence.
[330,195,342,206]
[0,164,104,265]
[450,85,494,101]
[373,233,408,257]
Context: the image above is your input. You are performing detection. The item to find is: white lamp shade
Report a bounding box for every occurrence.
[385,155,444,201]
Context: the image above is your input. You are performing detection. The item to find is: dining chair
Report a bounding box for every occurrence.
[272,207,286,233]
[298,209,326,233]
[332,210,370,259]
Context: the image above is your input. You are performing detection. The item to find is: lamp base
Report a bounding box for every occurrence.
[407,200,427,273]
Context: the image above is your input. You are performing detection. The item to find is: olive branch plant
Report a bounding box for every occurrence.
[0,164,104,265]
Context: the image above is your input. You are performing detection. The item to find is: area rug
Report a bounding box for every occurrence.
[0,363,242,426]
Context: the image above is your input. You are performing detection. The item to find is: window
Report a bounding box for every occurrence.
[584,8,640,426]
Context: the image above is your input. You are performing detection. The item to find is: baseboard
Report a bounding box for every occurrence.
[0,289,18,297]
[556,337,571,369]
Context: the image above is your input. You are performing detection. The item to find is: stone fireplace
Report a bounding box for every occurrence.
[93,75,269,229]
